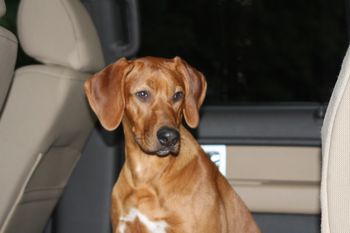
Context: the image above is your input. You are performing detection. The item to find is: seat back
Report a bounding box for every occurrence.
[321,46,350,233]
[0,0,104,232]
[0,0,17,112]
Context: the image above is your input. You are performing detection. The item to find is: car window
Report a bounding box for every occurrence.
[138,0,348,104]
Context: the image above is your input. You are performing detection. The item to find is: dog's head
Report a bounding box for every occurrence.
[84,56,207,156]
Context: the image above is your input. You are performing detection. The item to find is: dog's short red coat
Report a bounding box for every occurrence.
[84,56,261,233]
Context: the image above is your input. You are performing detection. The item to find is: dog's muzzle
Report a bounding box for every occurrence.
[156,126,180,156]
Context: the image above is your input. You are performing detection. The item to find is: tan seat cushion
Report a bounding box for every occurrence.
[321,46,350,233]
[0,65,94,231]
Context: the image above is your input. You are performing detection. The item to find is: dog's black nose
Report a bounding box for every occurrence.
[157,127,180,147]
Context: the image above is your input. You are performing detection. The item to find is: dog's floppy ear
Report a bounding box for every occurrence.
[174,56,207,128]
[84,57,133,131]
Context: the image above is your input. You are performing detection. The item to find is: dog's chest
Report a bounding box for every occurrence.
[118,208,168,233]
[114,183,171,233]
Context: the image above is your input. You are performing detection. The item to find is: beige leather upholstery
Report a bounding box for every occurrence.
[0,0,104,232]
[17,0,104,72]
[0,0,17,112]
[321,46,350,233]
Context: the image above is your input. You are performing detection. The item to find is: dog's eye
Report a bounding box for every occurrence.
[172,91,183,103]
[135,90,150,101]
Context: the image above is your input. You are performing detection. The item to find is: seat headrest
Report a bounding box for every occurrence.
[17,0,105,73]
[0,0,5,17]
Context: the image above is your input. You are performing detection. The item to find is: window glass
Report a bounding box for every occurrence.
[138,0,348,104]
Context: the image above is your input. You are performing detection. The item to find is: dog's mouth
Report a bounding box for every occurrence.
[155,145,179,157]
[143,144,180,157]
[134,126,181,157]
[135,137,180,157]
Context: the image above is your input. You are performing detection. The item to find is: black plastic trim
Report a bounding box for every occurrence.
[196,104,324,146]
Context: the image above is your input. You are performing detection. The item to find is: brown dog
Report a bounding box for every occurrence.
[84,57,261,233]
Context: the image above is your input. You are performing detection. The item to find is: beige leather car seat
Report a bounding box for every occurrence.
[0,0,17,112]
[321,47,350,233]
[0,0,104,232]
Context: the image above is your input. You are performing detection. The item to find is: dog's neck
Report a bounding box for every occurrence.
[121,121,198,186]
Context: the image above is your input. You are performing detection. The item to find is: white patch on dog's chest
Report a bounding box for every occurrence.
[119,208,168,233]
